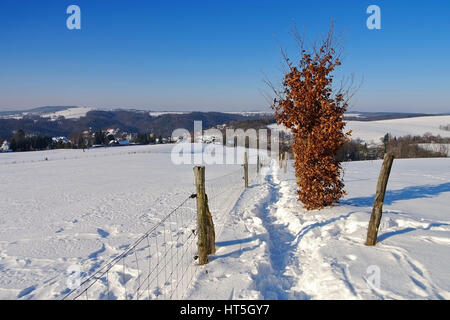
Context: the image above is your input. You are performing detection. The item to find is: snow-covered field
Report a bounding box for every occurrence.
[0,144,250,299]
[1,144,449,300]
[269,115,450,145]
[0,107,93,120]
[188,158,450,300]
[148,111,189,117]
[346,116,450,144]
[41,107,92,120]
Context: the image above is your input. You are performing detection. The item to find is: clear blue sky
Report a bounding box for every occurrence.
[0,0,449,113]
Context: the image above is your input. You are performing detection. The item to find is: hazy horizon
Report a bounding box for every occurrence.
[2,105,449,115]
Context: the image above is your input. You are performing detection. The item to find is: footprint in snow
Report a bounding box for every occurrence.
[97,228,109,238]
[118,272,133,285]
[88,243,106,259]
[17,285,36,299]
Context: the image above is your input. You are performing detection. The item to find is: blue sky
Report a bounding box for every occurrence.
[0,0,449,113]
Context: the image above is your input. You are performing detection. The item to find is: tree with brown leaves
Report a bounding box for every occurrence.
[272,25,352,210]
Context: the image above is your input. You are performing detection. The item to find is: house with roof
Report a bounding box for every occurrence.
[1,140,11,152]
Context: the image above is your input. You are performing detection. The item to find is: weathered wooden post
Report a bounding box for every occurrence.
[244,151,249,188]
[204,194,216,256]
[257,154,260,174]
[365,153,395,246]
[193,166,216,264]
[279,151,282,168]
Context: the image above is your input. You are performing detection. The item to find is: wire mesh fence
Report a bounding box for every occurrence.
[63,194,198,300]
[63,156,267,300]
[205,163,259,238]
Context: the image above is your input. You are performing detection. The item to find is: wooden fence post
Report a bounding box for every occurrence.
[204,194,216,256]
[244,151,249,188]
[257,154,260,174]
[193,166,216,265]
[279,151,282,168]
[365,153,395,246]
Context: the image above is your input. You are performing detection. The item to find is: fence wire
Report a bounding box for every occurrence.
[205,162,259,238]
[63,156,267,300]
[63,194,198,300]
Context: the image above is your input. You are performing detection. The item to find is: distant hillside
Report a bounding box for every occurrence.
[0,106,76,117]
[343,111,448,121]
[0,110,258,139]
[346,115,450,144]
[2,106,449,140]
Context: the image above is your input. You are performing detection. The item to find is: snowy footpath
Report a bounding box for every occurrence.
[188,159,450,300]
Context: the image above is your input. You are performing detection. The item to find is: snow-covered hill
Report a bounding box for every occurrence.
[346,116,450,144]
[0,106,91,120]
[41,107,92,120]
[269,115,450,145]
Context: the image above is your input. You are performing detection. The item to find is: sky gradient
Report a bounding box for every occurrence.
[0,0,449,113]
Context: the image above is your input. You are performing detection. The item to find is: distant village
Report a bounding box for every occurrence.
[0,127,182,153]
[0,121,249,153]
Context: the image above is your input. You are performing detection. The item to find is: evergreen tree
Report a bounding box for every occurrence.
[94,131,107,145]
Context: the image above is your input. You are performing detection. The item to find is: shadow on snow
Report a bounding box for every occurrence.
[342,182,450,207]
[377,222,450,242]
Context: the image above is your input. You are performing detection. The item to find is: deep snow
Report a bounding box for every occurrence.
[188,158,450,300]
[0,144,252,299]
[1,144,449,300]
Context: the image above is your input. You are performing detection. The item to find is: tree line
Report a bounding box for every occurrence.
[3,129,168,152]
[7,130,54,152]
[335,133,449,161]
